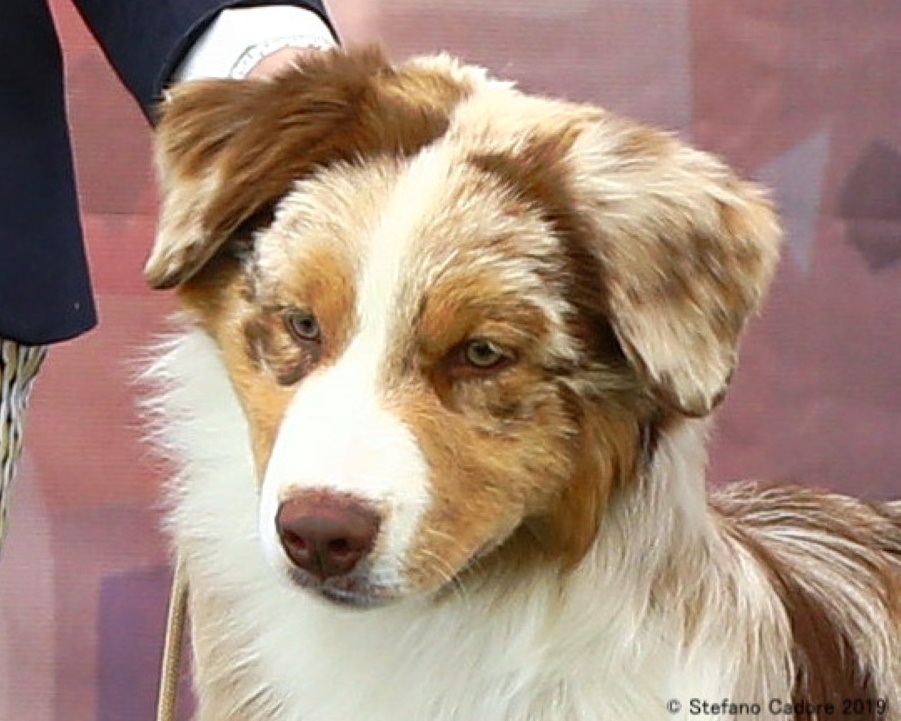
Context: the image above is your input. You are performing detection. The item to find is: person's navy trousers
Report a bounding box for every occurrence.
[0,0,335,345]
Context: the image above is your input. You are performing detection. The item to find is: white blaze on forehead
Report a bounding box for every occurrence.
[355,142,462,341]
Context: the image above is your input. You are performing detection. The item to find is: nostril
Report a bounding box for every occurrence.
[275,493,380,580]
[328,538,352,556]
[281,529,313,563]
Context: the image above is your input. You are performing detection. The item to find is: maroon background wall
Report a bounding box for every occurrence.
[1,2,898,719]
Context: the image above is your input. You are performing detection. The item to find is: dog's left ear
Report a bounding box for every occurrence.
[568,119,782,417]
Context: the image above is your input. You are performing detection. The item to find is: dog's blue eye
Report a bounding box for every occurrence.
[285,310,321,342]
[464,340,506,368]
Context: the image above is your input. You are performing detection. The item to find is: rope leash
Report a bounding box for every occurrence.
[156,557,189,721]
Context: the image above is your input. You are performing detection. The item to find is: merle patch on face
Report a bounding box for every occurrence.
[244,310,319,387]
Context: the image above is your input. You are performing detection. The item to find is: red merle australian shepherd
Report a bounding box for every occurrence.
[142,46,901,721]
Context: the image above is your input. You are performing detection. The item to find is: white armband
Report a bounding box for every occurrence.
[175,6,337,82]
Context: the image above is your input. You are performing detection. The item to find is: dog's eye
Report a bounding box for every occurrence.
[463,340,508,369]
[284,309,321,342]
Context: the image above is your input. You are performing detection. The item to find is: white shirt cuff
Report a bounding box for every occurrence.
[175,6,337,82]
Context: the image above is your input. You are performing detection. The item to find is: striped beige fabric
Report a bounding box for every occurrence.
[0,338,47,549]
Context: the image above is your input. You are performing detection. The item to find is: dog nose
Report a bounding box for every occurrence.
[275,494,380,579]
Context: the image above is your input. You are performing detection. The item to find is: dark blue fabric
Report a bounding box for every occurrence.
[0,0,336,344]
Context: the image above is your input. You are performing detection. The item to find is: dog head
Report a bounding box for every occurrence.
[148,46,780,607]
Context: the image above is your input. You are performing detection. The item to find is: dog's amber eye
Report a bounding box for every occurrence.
[463,340,508,369]
[284,309,321,342]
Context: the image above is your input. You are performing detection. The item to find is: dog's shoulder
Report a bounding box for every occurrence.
[713,482,901,719]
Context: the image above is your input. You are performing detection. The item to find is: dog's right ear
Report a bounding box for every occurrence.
[146,46,401,290]
[146,45,474,291]
[146,79,267,290]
